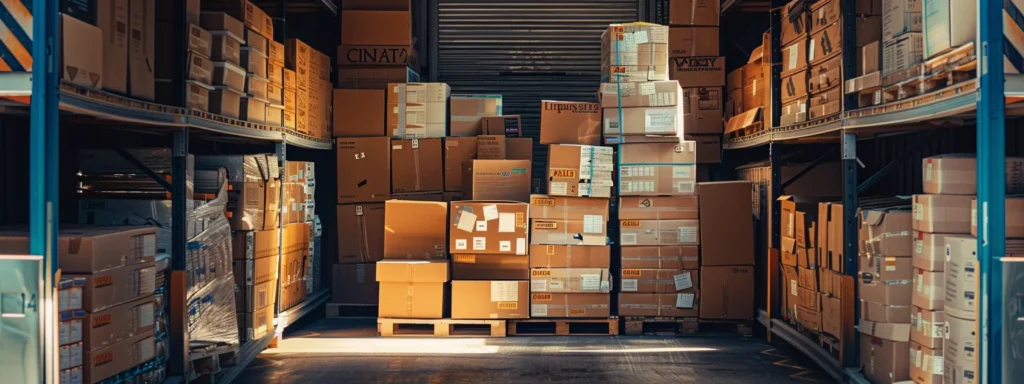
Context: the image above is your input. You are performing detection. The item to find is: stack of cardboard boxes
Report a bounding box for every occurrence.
[724,35,770,136]
[280,162,316,309]
[779,196,825,332]
[338,0,417,89]
[696,182,756,321]
[779,1,810,125]
[881,0,924,82]
[202,12,246,119]
[666,0,724,163]
[60,0,154,97]
[285,38,332,137]
[377,200,449,318]
[922,0,975,59]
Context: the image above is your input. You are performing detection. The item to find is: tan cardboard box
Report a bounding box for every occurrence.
[858,320,911,384]
[972,197,1024,237]
[58,296,155,350]
[912,231,947,271]
[621,245,698,270]
[669,27,719,56]
[618,196,699,220]
[341,10,411,46]
[859,207,913,256]
[943,312,978,384]
[619,293,699,317]
[336,44,416,67]
[238,305,275,342]
[387,82,450,139]
[598,81,682,109]
[383,200,447,260]
[98,0,129,93]
[531,219,607,246]
[336,65,411,89]
[391,192,443,201]
[331,263,378,305]
[540,101,601,145]
[699,266,755,320]
[669,56,725,87]
[817,202,833,269]
[482,115,522,137]
[530,293,610,318]
[881,0,922,41]
[602,105,683,137]
[910,341,942,384]
[463,160,532,202]
[911,194,972,234]
[910,306,944,350]
[128,0,156,100]
[444,137,478,192]
[547,144,614,198]
[780,0,810,45]
[797,287,821,311]
[232,255,278,286]
[65,262,156,312]
[83,331,156,384]
[861,41,880,75]
[23,227,158,274]
[797,305,822,332]
[808,22,841,65]
[808,86,842,120]
[529,245,610,268]
[619,142,698,196]
[235,276,276,313]
[620,268,698,293]
[333,89,386,137]
[782,266,799,320]
[61,15,104,89]
[451,254,529,280]
[680,87,725,135]
[727,67,744,92]
[280,280,308,310]
[912,268,944,310]
[449,201,529,255]
[781,71,809,104]
[451,280,530,319]
[377,260,448,318]
[211,32,243,67]
[668,0,719,26]
[529,268,612,293]
[477,135,507,160]
[883,33,924,77]
[620,219,699,246]
[231,228,279,262]
[529,195,610,221]
[337,137,391,204]
[779,195,819,248]
[337,203,384,264]
[699,181,755,266]
[391,138,444,193]
[798,266,818,290]
[943,235,989,319]
[450,95,502,136]
[829,203,845,272]
[808,54,842,94]
[781,40,808,77]
[921,155,1024,195]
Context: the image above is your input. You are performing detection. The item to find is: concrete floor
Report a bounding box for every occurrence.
[235,318,834,383]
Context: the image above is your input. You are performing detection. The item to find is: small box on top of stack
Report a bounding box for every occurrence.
[337,0,419,89]
[882,0,924,86]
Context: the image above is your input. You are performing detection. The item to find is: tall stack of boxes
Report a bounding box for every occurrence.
[881,0,924,82]
[378,200,449,319]
[666,0,724,160]
[280,161,316,309]
[337,0,417,89]
[285,38,332,137]
[202,12,246,120]
[450,200,531,319]
[697,182,756,321]
[779,1,810,125]
[779,197,823,332]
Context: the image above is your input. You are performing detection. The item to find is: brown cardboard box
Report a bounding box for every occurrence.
[333,89,386,137]
[669,27,719,56]
[336,45,416,67]
[337,137,391,204]
[285,38,313,91]
[451,254,529,280]
[531,219,607,246]
[911,307,944,349]
[922,155,1024,195]
[507,138,532,160]
[540,101,601,145]
[829,203,845,272]
[214,150,282,229]
[530,195,610,221]
[911,194,972,234]
[782,266,799,320]
[280,280,307,310]
[679,87,725,136]
[391,138,444,193]
[23,227,158,274]
[128,0,156,100]
[912,268,944,310]
[386,82,450,138]
[331,263,378,305]
[859,208,913,256]
[781,71,809,104]
[620,268,698,293]
[781,0,810,45]
[796,305,822,332]
[808,54,842,94]
[235,278,276,313]
[798,267,818,290]
[602,105,683,138]
[943,235,984,318]
[83,331,156,384]
[620,219,699,246]
[450,95,502,136]
[859,255,913,306]
[376,260,448,319]
[781,40,808,77]
[383,200,447,260]
[238,305,275,342]
[910,342,943,384]
[391,192,443,201]
[64,262,156,312]
[61,14,104,89]
[699,266,755,320]
[698,181,755,266]
[862,41,880,75]
[450,201,529,255]
[943,313,978,384]
[620,245,699,270]
[239,96,268,123]
[808,87,842,120]
[912,231,946,271]
[972,197,1024,237]
[444,137,478,192]
[202,0,273,39]
[858,320,912,384]
[619,293,699,317]
[883,33,924,77]
[780,98,808,126]
[808,22,841,65]
[529,245,611,268]
[809,0,840,33]
[779,195,819,248]
[669,57,725,87]
[232,255,278,286]
[337,203,384,264]
[482,116,522,137]
[98,0,129,93]
[210,88,243,118]
[336,65,411,89]
[727,68,744,92]
[58,296,155,350]
[530,293,611,318]
[547,145,614,198]
[618,196,698,220]
[477,135,507,160]
[341,10,412,46]
[668,0,719,26]
[529,268,612,293]
[451,280,530,319]
[685,134,722,164]
[817,202,833,269]
[797,287,821,311]
[598,81,682,109]
[619,142,698,196]
[464,160,532,202]
[186,23,213,58]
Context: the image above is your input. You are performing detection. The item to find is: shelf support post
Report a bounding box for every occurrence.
[769,0,783,129]
[169,128,190,377]
[274,141,287,336]
[841,132,858,368]
[769,141,783,322]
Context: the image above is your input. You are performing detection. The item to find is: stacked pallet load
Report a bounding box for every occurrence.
[337,0,419,89]
[880,0,924,103]
[778,197,822,331]
[665,0,723,165]
[779,1,809,125]
[202,12,247,120]
[724,34,770,139]
[695,181,756,334]
[285,38,332,138]
[280,162,315,310]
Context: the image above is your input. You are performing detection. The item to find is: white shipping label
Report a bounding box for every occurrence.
[640,82,656,95]
[491,281,520,302]
[929,322,944,338]
[500,241,512,252]
[885,257,897,271]
[787,212,795,236]
[531,279,548,292]
[932,356,944,374]
[678,226,698,244]
[392,145,403,150]
[549,280,565,290]
[809,39,816,61]
[787,46,798,70]
[674,272,694,290]
[633,30,649,44]
[473,237,486,250]
[583,215,603,234]
[499,213,516,233]
[456,210,478,233]
[142,234,157,257]
[915,239,924,255]
[517,238,527,255]
[672,166,693,179]
[622,279,639,292]
[914,203,924,220]
[483,205,500,221]
[917,275,924,292]
[912,349,921,368]
[550,182,568,196]
[622,233,638,245]
[925,162,933,181]
[791,280,798,296]
[476,221,488,232]
[581,274,601,291]
[138,303,155,328]
[531,304,549,317]
[677,181,695,194]
[676,293,695,308]
[456,239,468,250]
[644,110,676,133]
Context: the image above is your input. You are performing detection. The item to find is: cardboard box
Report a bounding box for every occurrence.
[337,137,391,204]
[540,101,601,146]
[464,160,532,202]
[620,219,700,246]
[779,195,818,248]
[687,134,721,163]
[240,96,267,123]
[529,268,612,293]
[450,201,529,255]
[620,268,698,293]
[336,65,415,89]
[797,305,822,332]
[781,0,810,45]
[603,105,684,138]
[797,287,821,311]
[910,342,943,384]
[859,254,913,306]
[780,98,808,126]
[382,200,447,260]
[13,227,157,274]
[530,293,611,318]
[781,40,808,77]
[699,181,755,266]
[451,280,529,319]
[859,208,913,256]
[531,219,607,246]
[547,145,614,198]
[61,14,104,89]
[128,0,155,100]
[238,305,275,342]
[58,296,155,350]
[235,277,276,314]
[387,82,450,139]
[477,135,507,160]
[912,231,946,271]
[943,234,982,318]
[859,321,912,384]
[860,299,912,323]
[598,81,682,109]
[390,138,443,193]
[910,306,944,349]
[699,265,754,320]
[618,196,698,220]
[529,195,610,221]
[336,44,416,67]
[202,0,272,39]
[668,0,719,26]
[64,262,156,312]
[912,268,944,310]
[186,23,213,58]
[922,0,976,58]
[444,137,478,192]
[862,41,881,75]
[341,10,412,46]
[829,203,845,272]
[451,254,529,280]
[808,55,842,94]
[337,203,384,264]
[781,71,809,104]
[680,87,724,135]
[97,0,129,93]
[333,89,386,137]
[809,0,840,33]
[618,142,697,196]
[528,245,611,268]
[331,263,378,305]
[943,312,978,384]
[798,267,818,290]
[883,0,923,41]
[619,293,699,317]
[450,95,502,136]
[783,266,799,320]
[376,260,448,318]
[727,68,744,91]
[669,56,725,87]
[482,116,522,137]
[232,254,278,286]
[621,246,701,270]
[808,22,841,65]
[882,33,924,77]
[83,331,156,384]
[669,27,719,56]
[922,155,1024,195]
[911,194,972,234]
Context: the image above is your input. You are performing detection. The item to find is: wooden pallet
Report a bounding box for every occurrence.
[724,121,763,140]
[696,319,754,336]
[508,317,619,336]
[377,318,507,337]
[326,303,378,318]
[622,317,698,336]
[188,343,240,381]
[880,43,977,104]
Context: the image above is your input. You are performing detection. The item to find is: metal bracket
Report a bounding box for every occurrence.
[113,148,174,192]
[841,133,856,160]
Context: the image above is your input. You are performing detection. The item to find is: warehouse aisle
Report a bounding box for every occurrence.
[235,319,832,383]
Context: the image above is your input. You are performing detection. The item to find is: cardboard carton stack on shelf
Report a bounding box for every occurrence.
[724,34,770,138]
[698,182,756,322]
[286,38,333,137]
[377,200,450,319]
[280,161,317,308]
[778,197,823,331]
[779,0,810,125]
[922,0,976,59]
[201,12,247,120]
[62,0,154,100]
[665,0,723,163]
[881,0,924,84]
[337,0,418,89]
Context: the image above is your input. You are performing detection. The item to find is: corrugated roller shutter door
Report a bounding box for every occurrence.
[436,0,638,189]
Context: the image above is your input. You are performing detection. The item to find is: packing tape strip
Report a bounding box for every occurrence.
[413,146,422,191]
[397,84,407,138]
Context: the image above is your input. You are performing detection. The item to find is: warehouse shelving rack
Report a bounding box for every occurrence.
[722,1,1014,383]
[6,0,338,382]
